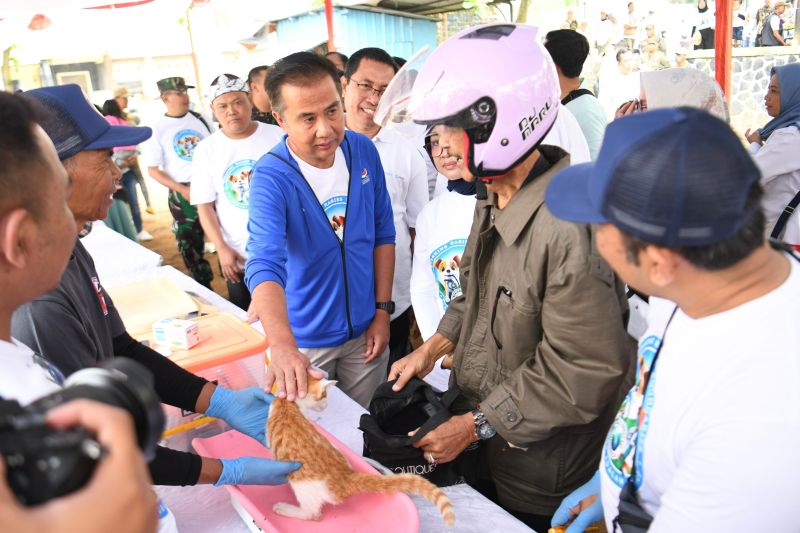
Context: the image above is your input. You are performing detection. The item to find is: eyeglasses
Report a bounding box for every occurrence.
[424,137,450,159]
[349,78,387,98]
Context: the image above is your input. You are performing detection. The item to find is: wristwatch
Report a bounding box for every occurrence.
[376,301,395,314]
[471,407,497,440]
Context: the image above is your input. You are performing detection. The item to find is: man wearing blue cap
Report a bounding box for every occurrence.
[546,107,800,532]
[12,84,301,490]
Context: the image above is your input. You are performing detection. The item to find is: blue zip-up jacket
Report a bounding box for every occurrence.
[245,131,396,348]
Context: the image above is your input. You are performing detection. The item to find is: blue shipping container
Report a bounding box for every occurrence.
[276,6,437,60]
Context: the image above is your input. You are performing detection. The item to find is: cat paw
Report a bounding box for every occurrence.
[272,502,293,516]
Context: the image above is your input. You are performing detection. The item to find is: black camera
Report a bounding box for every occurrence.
[0,358,164,506]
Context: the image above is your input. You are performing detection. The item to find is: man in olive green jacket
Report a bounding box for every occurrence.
[387,24,635,532]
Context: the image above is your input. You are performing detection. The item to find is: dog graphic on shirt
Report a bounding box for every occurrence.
[322,195,348,242]
[434,255,461,303]
[330,215,346,240]
[228,169,251,205]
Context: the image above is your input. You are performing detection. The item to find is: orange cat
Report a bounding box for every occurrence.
[267,377,455,527]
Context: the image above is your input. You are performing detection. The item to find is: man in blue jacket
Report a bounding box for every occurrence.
[246,52,396,408]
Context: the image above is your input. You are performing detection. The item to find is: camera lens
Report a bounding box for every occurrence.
[30,359,164,460]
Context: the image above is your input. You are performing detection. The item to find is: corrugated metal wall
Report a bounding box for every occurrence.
[276,7,437,60]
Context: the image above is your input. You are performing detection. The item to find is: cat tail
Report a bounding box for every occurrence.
[347,473,455,527]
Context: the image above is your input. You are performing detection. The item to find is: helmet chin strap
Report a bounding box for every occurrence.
[463,131,501,183]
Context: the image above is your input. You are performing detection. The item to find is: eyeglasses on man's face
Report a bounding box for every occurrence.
[348,78,387,98]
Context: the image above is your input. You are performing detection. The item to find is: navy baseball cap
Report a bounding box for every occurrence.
[545,107,761,246]
[24,84,152,161]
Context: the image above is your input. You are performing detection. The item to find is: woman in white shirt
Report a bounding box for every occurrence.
[745,63,800,247]
[410,126,476,391]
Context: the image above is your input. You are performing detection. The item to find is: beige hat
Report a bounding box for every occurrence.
[113,87,129,98]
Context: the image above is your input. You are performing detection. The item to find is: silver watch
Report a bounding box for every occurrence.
[471,408,497,440]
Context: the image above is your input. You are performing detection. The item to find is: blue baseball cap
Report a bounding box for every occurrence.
[24,84,152,161]
[545,107,761,246]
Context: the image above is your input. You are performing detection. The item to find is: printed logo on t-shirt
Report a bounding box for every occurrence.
[323,195,347,241]
[91,276,109,316]
[604,334,661,489]
[430,238,467,309]
[361,167,370,185]
[172,129,204,161]
[223,159,255,209]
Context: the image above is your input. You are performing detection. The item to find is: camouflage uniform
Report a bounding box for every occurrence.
[146,76,214,288]
[168,189,212,288]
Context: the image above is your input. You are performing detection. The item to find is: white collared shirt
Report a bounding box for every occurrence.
[372,127,430,319]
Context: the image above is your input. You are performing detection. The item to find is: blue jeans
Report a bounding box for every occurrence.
[121,170,142,233]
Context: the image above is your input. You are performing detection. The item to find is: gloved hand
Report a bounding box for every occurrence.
[206,386,272,445]
[215,457,302,487]
[551,471,603,533]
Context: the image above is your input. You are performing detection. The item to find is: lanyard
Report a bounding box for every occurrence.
[628,306,677,483]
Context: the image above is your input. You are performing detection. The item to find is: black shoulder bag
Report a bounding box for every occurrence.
[359,378,478,487]
[561,88,595,106]
[769,190,800,240]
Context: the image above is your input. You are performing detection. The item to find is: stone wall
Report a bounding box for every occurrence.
[686,48,799,134]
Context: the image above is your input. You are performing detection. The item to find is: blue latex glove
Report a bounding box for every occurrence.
[215,457,302,486]
[551,471,603,533]
[206,386,272,445]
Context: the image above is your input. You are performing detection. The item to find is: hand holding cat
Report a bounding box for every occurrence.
[411,413,477,464]
[215,457,302,486]
[206,386,273,444]
[265,345,325,401]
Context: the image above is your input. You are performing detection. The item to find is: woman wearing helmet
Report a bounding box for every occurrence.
[388,23,634,531]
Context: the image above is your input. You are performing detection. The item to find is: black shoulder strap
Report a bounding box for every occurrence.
[188,109,211,133]
[561,88,595,106]
[769,238,800,263]
[769,190,800,240]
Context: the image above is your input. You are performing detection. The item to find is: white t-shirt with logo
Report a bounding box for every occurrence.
[0,339,62,405]
[190,123,284,257]
[288,145,349,242]
[373,127,429,319]
[600,257,800,532]
[142,113,212,183]
[411,189,475,391]
[411,190,476,341]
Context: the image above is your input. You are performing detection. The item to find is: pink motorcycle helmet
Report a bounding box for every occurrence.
[407,23,560,179]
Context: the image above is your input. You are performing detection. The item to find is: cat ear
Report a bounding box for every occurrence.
[322,379,338,391]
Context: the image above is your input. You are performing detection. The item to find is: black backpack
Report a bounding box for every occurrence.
[359,378,479,487]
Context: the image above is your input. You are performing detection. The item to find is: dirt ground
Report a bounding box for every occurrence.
[132,175,229,301]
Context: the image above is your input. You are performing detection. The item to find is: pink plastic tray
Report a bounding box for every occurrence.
[192,424,420,533]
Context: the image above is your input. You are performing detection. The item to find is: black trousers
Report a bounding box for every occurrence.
[225,279,251,311]
[468,445,553,533]
[387,307,411,369]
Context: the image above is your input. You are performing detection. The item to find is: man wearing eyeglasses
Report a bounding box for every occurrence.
[142,76,214,287]
[342,48,429,367]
